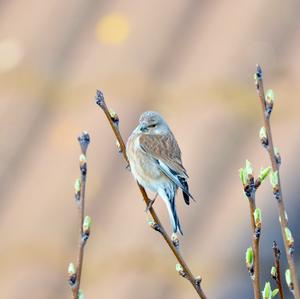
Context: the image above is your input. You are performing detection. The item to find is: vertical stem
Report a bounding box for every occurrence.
[248,198,261,299]
[72,132,90,299]
[255,65,299,298]
[272,241,284,299]
[95,90,207,299]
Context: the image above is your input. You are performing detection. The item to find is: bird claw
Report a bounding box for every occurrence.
[145,193,158,212]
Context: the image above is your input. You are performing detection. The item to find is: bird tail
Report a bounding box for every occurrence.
[160,189,183,235]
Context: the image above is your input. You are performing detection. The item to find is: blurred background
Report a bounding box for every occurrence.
[1,0,300,298]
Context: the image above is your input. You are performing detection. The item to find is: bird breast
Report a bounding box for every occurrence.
[127,134,166,192]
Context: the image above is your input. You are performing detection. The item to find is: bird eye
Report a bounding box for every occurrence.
[148,124,157,128]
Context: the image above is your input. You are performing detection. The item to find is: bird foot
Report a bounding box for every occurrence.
[145,193,158,212]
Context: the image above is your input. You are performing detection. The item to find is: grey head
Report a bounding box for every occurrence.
[138,111,170,135]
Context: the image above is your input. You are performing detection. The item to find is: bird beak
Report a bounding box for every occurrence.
[140,123,148,132]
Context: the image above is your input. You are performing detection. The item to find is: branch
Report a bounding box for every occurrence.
[68,132,92,299]
[255,65,299,298]
[241,161,265,299]
[95,90,207,299]
[271,241,284,299]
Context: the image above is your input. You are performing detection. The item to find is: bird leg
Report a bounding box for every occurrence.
[145,193,158,212]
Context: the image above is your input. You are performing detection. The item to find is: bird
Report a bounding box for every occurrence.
[126,111,193,235]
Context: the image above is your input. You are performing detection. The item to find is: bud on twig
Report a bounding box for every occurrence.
[78,131,90,155]
[109,109,120,127]
[273,147,281,166]
[74,178,81,201]
[239,160,255,197]
[176,263,186,278]
[82,216,92,242]
[246,247,254,277]
[262,282,279,299]
[265,89,274,117]
[271,266,277,280]
[68,262,77,287]
[285,269,294,291]
[269,171,280,201]
[171,233,180,249]
[95,90,105,108]
[285,228,294,254]
[253,208,262,229]
[260,127,268,148]
[79,154,87,176]
[147,217,162,233]
[258,167,271,182]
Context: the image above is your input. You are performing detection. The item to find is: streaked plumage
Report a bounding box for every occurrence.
[126,111,193,234]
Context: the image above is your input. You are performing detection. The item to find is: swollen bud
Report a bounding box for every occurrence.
[271,266,277,280]
[262,282,272,299]
[285,269,293,291]
[82,216,92,242]
[260,127,268,148]
[274,147,281,165]
[259,167,271,182]
[266,89,275,104]
[68,262,77,287]
[245,247,254,269]
[269,171,279,189]
[285,228,294,249]
[109,109,119,126]
[253,208,262,228]
[171,233,180,249]
[176,263,186,277]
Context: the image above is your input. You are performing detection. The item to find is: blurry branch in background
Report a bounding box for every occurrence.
[95,90,207,299]
[240,160,271,299]
[68,132,92,299]
[271,241,284,299]
[255,65,299,298]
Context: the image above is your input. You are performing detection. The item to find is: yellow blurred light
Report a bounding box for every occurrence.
[0,38,23,73]
[96,13,130,45]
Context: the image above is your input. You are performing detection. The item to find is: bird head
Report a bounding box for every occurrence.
[138,111,169,135]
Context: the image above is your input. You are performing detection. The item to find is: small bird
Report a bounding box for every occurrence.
[126,111,193,235]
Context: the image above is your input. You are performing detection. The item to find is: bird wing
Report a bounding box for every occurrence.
[139,133,193,202]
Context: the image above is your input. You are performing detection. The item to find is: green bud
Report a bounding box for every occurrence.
[83,216,92,233]
[78,289,84,299]
[245,160,253,176]
[274,147,280,157]
[262,282,272,299]
[271,266,277,279]
[266,89,275,104]
[74,178,81,193]
[245,247,253,268]
[68,262,76,275]
[272,289,279,298]
[260,127,267,140]
[109,109,119,124]
[79,154,87,164]
[285,269,292,289]
[285,227,294,247]
[171,233,179,248]
[253,208,262,228]
[259,167,271,182]
[269,171,279,188]
[239,168,247,186]
[176,263,183,272]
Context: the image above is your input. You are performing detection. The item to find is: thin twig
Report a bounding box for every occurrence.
[95,90,207,299]
[68,132,91,299]
[272,241,284,299]
[248,196,261,299]
[255,65,299,298]
[242,171,262,299]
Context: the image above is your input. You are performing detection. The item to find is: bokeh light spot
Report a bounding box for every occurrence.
[0,38,23,73]
[96,13,130,45]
